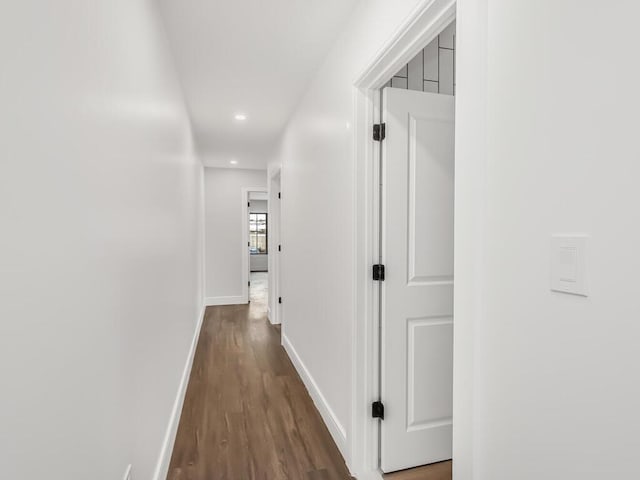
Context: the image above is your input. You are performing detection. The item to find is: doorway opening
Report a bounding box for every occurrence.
[249,192,268,307]
[351,1,457,478]
[378,19,456,478]
[242,188,269,305]
[268,168,282,325]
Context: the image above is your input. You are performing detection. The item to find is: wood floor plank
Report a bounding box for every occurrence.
[384,461,452,480]
[307,469,332,480]
[167,273,352,480]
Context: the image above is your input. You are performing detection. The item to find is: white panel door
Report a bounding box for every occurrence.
[380,87,455,473]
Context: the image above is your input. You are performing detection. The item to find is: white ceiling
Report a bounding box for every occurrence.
[158,0,359,170]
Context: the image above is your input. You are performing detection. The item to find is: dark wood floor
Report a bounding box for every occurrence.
[167,275,353,479]
[168,273,452,480]
[385,461,452,480]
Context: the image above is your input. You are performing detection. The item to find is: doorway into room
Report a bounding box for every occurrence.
[352,4,457,478]
[243,188,269,306]
[377,19,456,477]
[268,169,282,325]
[248,192,268,306]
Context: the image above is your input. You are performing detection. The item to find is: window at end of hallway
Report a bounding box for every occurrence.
[249,213,268,254]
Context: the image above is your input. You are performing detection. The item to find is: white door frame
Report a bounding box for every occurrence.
[242,186,269,304]
[350,0,456,477]
[268,166,282,325]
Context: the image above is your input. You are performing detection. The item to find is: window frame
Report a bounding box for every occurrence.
[249,212,268,255]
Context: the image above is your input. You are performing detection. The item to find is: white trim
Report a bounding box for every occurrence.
[354,0,456,88]
[205,295,245,306]
[152,305,206,480]
[355,472,384,480]
[282,333,348,456]
[351,0,456,477]
[242,186,269,305]
[122,464,132,480]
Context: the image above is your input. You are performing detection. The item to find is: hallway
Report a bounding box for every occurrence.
[168,271,452,480]
[167,273,353,479]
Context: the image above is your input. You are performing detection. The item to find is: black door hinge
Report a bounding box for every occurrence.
[278,297,282,304]
[248,281,251,286]
[278,244,281,252]
[373,123,386,141]
[372,264,385,281]
[372,401,384,420]
[248,242,250,247]
[278,192,281,199]
[248,201,250,207]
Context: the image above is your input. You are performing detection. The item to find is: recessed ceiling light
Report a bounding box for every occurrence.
[229,160,238,165]
[234,113,247,121]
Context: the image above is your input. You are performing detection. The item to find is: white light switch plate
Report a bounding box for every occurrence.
[551,235,588,296]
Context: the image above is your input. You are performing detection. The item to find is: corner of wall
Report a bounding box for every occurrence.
[152,305,206,480]
[281,333,348,456]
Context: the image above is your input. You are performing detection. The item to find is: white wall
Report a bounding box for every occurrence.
[454,1,640,478]
[204,168,267,303]
[276,0,640,478]
[272,0,426,463]
[250,254,268,272]
[249,200,268,272]
[249,200,268,212]
[0,2,203,480]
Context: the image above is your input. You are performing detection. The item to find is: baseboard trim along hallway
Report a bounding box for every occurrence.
[205,295,245,306]
[281,332,348,454]
[153,306,206,480]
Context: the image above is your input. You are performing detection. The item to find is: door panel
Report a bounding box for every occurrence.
[408,114,454,284]
[380,87,455,473]
[407,317,454,430]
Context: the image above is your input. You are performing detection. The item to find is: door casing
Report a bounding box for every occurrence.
[242,186,269,304]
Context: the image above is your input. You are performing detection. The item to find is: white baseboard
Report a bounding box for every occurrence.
[152,305,206,480]
[205,295,245,306]
[354,471,384,480]
[281,333,347,455]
